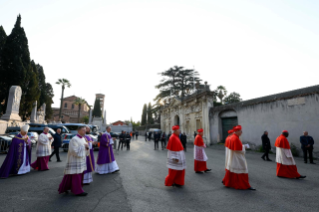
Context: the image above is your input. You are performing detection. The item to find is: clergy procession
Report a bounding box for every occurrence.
[0,122,311,197]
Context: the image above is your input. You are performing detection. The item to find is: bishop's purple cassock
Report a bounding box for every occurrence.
[0,134,32,179]
[83,135,95,184]
[95,132,119,174]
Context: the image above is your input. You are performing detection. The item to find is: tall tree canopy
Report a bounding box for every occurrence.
[141,104,147,125]
[224,92,242,104]
[92,98,102,117]
[154,66,201,103]
[147,102,154,124]
[0,15,54,120]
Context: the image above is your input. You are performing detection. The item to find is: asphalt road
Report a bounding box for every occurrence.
[0,137,318,212]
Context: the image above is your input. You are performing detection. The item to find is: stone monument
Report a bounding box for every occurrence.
[36,103,46,124]
[1,86,22,121]
[30,101,37,123]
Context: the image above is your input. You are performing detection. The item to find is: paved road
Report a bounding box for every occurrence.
[0,137,318,212]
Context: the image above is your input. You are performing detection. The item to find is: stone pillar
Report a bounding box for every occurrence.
[89,110,92,124]
[1,86,22,121]
[30,101,37,123]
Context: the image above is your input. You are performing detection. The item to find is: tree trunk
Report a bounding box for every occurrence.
[59,85,64,121]
[78,103,81,123]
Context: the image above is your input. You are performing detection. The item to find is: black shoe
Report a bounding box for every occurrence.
[174,184,183,188]
[310,162,316,164]
[205,169,212,172]
[76,192,88,196]
[49,159,52,162]
[248,187,256,190]
[297,176,306,179]
[266,159,272,161]
[195,171,203,174]
[261,157,265,161]
[304,162,307,164]
[83,183,90,185]
[57,160,62,162]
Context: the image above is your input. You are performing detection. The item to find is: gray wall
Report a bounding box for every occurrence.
[210,94,319,152]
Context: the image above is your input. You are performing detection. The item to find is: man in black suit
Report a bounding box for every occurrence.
[180,132,187,152]
[261,131,272,161]
[118,131,126,150]
[126,132,131,150]
[300,131,315,164]
[154,132,160,150]
[50,128,62,162]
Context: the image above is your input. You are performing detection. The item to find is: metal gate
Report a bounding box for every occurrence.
[221,117,238,142]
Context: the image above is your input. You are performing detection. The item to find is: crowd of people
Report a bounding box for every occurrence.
[0,122,314,196]
[0,125,119,196]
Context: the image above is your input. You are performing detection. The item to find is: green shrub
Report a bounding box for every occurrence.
[290,143,299,157]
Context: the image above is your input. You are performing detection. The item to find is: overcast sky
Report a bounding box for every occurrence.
[1,0,319,123]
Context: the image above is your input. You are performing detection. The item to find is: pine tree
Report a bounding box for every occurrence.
[0,25,6,63]
[154,66,201,103]
[44,83,54,120]
[92,98,102,117]
[0,15,32,117]
[19,60,40,120]
[141,104,147,125]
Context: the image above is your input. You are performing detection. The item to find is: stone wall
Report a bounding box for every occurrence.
[209,88,319,156]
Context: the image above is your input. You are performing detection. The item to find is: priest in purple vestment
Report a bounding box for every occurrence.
[83,126,97,184]
[96,126,120,174]
[58,126,89,196]
[0,125,32,179]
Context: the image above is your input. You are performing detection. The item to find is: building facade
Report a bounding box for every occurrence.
[51,95,90,123]
[209,85,319,152]
[160,87,215,145]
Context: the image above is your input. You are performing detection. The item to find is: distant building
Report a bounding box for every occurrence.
[51,95,90,123]
[111,120,127,126]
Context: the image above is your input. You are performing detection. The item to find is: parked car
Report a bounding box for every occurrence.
[5,127,20,134]
[27,132,38,145]
[61,123,86,134]
[47,124,70,134]
[0,135,13,153]
[62,133,75,152]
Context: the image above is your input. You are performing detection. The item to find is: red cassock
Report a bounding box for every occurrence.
[275,135,301,178]
[165,134,186,186]
[194,135,208,172]
[222,134,251,189]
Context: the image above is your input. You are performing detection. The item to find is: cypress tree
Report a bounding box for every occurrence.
[0,15,32,118]
[0,26,6,114]
[147,102,153,124]
[141,104,147,125]
[92,98,102,117]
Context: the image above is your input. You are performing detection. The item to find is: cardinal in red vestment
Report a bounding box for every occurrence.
[194,128,211,173]
[222,125,256,190]
[275,130,306,179]
[165,125,186,187]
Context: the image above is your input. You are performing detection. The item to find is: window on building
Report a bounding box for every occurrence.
[64,103,67,108]
[72,104,74,109]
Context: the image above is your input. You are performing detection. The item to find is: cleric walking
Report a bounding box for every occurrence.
[0,125,32,178]
[165,125,186,187]
[31,127,53,171]
[95,126,120,174]
[83,126,97,184]
[194,128,211,173]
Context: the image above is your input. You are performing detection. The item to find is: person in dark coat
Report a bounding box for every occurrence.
[126,132,131,150]
[50,128,62,162]
[145,132,148,141]
[148,132,152,141]
[194,131,197,139]
[161,132,167,150]
[261,131,272,161]
[180,132,187,152]
[118,131,126,150]
[154,132,160,150]
[136,131,139,140]
[300,131,315,164]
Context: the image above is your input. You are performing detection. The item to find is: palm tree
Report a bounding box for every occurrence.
[74,97,87,123]
[56,79,71,121]
[216,85,227,103]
